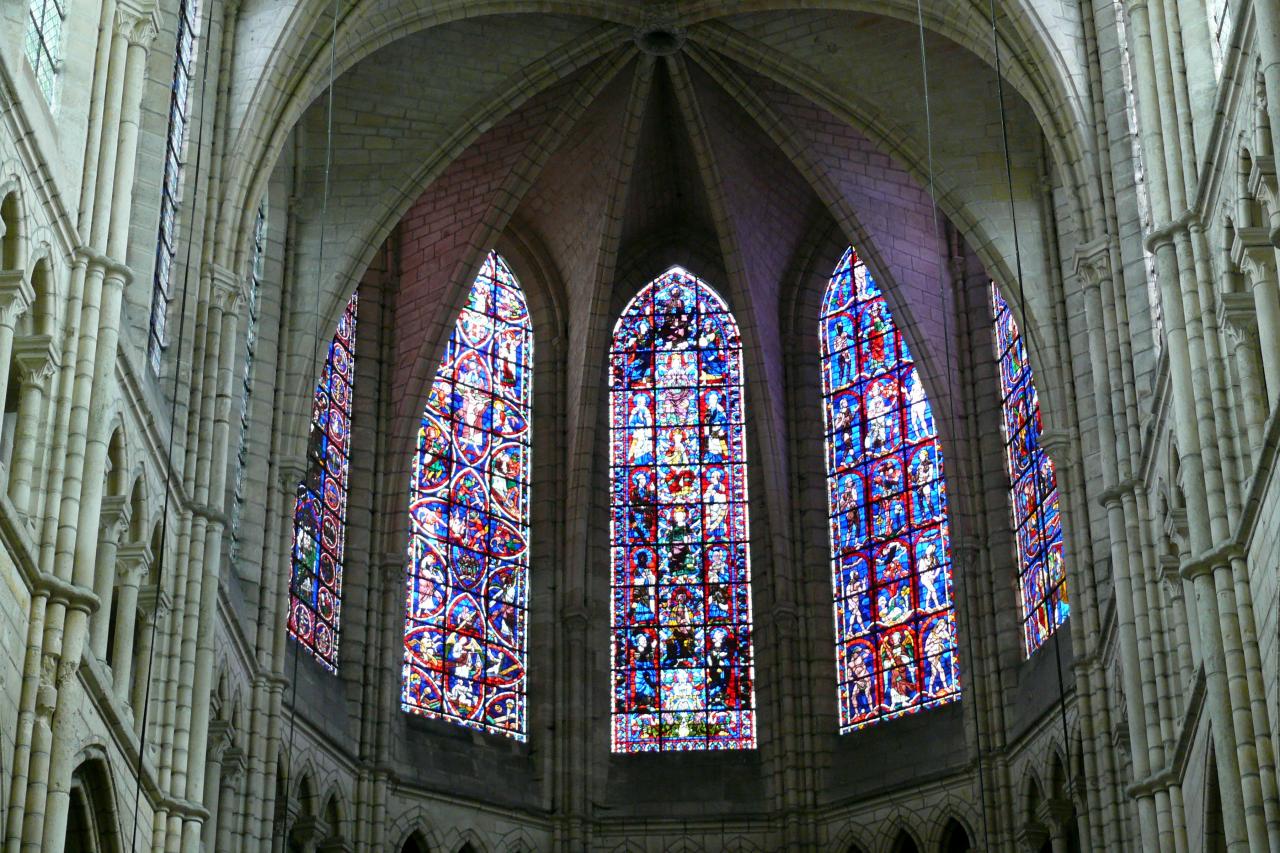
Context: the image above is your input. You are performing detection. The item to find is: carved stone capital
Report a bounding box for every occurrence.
[1072,236,1112,291]
[1038,428,1076,466]
[138,586,172,619]
[1247,154,1277,208]
[1096,477,1141,509]
[1015,823,1049,853]
[220,746,247,783]
[35,572,100,615]
[0,269,35,328]
[208,264,246,315]
[114,2,159,49]
[207,719,234,763]
[277,462,308,493]
[116,542,153,583]
[1217,291,1259,345]
[1231,227,1277,281]
[100,495,132,544]
[1038,797,1075,830]
[13,334,58,384]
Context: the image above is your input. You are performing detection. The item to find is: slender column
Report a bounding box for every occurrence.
[181,273,244,853]
[110,543,152,700]
[89,496,131,660]
[1217,294,1267,460]
[249,463,306,849]
[1251,0,1280,224]
[0,271,36,439]
[1015,824,1049,853]
[201,721,231,851]
[1232,232,1280,407]
[216,749,245,853]
[132,586,171,735]
[6,336,57,516]
[1040,800,1074,853]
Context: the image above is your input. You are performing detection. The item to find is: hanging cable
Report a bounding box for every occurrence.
[129,0,216,847]
[912,2,994,845]
[278,0,343,844]
[984,0,1079,814]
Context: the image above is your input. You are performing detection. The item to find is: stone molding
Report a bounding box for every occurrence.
[12,333,58,383]
[0,269,35,326]
[1230,226,1277,279]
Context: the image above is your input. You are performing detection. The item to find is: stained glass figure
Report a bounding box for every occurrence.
[402,252,532,741]
[609,267,757,752]
[820,247,959,733]
[288,291,358,673]
[989,283,1068,654]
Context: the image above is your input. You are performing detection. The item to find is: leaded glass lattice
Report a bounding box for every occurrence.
[288,291,357,673]
[402,252,531,740]
[148,0,202,373]
[820,248,959,733]
[24,0,65,104]
[989,283,1068,654]
[609,267,757,752]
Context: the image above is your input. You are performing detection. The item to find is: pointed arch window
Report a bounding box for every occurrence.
[609,267,757,752]
[402,252,532,740]
[820,247,959,732]
[289,291,358,673]
[989,283,1068,654]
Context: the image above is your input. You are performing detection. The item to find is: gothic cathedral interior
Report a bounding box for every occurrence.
[0,0,1277,850]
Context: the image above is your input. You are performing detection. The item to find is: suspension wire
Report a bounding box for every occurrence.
[912,2,994,846]
[279,0,343,841]
[984,0,1078,811]
[129,0,216,847]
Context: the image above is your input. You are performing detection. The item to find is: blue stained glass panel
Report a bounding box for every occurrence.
[989,282,1068,654]
[609,267,757,753]
[289,290,358,673]
[402,252,532,740]
[821,247,959,733]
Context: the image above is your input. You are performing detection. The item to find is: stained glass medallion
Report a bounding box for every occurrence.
[989,282,1068,654]
[402,252,532,740]
[289,290,358,673]
[820,247,959,733]
[609,266,757,752]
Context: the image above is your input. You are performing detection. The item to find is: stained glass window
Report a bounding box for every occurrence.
[609,267,757,752]
[148,0,202,373]
[820,247,959,733]
[24,0,66,104]
[230,200,267,567]
[288,291,357,673]
[989,283,1068,654]
[402,252,532,740]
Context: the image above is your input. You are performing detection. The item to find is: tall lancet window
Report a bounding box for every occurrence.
[609,267,757,753]
[148,0,202,372]
[402,252,532,740]
[989,283,1068,654]
[289,291,358,673]
[820,248,959,733]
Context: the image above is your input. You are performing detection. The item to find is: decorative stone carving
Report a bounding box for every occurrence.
[114,2,159,49]
[13,334,58,385]
[0,269,34,327]
[1072,236,1113,292]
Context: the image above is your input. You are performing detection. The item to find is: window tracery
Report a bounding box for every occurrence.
[609,267,757,752]
[402,252,531,740]
[989,283,1068,653]
[148,0,202,373]
[288,291,358,673]
[820,247,959,732]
